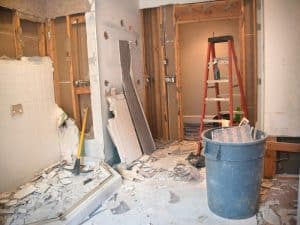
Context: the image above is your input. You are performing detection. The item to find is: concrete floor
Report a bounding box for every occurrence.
[82,141,258,225]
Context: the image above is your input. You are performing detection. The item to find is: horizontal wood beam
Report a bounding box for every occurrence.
[266,141,300,153]
[174,0,241,23]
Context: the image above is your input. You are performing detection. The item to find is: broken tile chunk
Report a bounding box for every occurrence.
[14,184,36,200]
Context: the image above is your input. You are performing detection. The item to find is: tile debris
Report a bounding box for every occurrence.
[0,162,111,225]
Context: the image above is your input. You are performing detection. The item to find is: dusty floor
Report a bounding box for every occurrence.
[81,141,299,225]
[1,141,298,225]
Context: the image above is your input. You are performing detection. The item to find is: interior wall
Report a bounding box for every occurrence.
[95,0,145,163]
[179,19,240,123]
[263,0,300,136]
[0,57,60,192]
[0,0,47,19]
[46,0,90,18]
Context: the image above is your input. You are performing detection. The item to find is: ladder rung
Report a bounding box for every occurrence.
[233,84,239,88]
[204,115,215,119]
[207,79,228,84]
[217,94,240,98]
[203,119,222,123]
[206,97,229,102]
[208,57,229,65]
[219,111,244,115]
[208,85,216,89]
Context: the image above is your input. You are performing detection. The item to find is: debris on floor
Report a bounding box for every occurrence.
[187,152,205,168]
[257,176,299,225]
[0,162,111,225]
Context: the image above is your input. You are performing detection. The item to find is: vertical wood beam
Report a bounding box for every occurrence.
[38,23,46,56]
[175,21,183,140]
[66,15,80,126]
[13,11,23,58]
[264,136,277,178]
[159,7,170,140]
[45,19,61,105]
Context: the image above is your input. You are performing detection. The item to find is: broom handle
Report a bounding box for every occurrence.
[76,107,89,159]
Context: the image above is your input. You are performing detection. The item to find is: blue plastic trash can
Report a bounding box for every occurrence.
[202,128,267,219]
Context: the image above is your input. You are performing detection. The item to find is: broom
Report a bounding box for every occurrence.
[74,107,89,175]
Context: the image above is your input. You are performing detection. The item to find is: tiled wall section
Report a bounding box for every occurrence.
[0,57,60,192]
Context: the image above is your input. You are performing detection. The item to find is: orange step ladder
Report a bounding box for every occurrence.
[198,35,248,153]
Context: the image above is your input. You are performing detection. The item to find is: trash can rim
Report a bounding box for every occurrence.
[201,127,268,146]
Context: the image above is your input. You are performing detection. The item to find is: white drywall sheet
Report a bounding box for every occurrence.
[263,0,300,136]
[0,57,60,192]
[107,94,142,164]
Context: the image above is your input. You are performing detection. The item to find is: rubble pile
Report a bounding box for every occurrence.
[0,162,111,225]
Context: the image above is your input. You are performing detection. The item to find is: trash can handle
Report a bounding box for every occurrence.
[204,142,221,160]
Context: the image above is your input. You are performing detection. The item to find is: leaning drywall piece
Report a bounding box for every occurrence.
[107,93,142,164]
[119,40,156,155]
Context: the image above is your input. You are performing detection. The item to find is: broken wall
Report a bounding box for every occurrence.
[179,19,240,123]
[95,0,145,163]
[263,0,300,136]
[0,57,60,192]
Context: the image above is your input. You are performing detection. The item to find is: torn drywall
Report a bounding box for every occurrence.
[0,57,60,192]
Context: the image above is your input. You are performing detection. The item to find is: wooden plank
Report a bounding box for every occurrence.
[45,19,61,105]
[266,141,300,153]
[163,5,179,140]
[119,40,156,155]
[243,0,257,124]
[159,7,169,140]
[70,15,86,25]
[66,15,80,126]
[38,23,46,56]
[12,11,23,58]
[264,137,277,178]
[75,87,90,95]
[175,22,183,140]
[174,0,241,23]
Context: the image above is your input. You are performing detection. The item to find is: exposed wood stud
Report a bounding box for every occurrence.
[38,23,46,56]
[66,15,80,126]
[45,19,61,105]
[13,11,23,59]
[174,0,241,24]
[264,136,277,178]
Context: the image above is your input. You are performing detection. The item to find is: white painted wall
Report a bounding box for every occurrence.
[0,57,60,192]
[263,0,300,137]
[139,0,210,9]
[94,0,145,162]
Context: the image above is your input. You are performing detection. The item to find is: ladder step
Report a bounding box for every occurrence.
[219,111,244,115]
[208,85,216,89]
[206,97,229,102]
[203,119,222,123]
[217,93,240,98]
[204,115,216,119]
[209,57,229,65]
[207,79,228,84]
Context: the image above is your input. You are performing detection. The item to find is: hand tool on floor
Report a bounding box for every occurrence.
[73,107,89,175]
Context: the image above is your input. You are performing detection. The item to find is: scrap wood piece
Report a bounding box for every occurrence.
[119,40,156,155]
[107,94,142,164]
